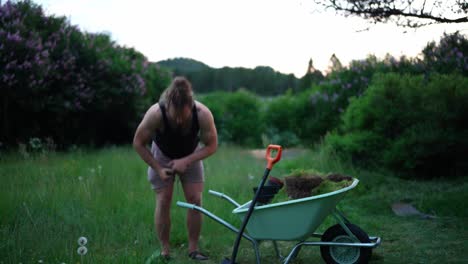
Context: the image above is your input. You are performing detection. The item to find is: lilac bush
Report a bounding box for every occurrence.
[0,0,170,148]
[422,31,468,76]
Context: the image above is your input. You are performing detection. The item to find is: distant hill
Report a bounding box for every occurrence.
[156,57,302,95]
[157,58,211,73]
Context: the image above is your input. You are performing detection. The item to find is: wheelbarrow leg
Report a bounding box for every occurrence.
[282,243,303,264]
[332,209,360,241]
[272,241,282,259]
[334,208,351,224]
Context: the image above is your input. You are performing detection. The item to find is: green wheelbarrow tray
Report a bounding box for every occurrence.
[233,178,360,241]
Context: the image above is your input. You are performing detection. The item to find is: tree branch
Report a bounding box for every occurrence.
[318,0,468,27]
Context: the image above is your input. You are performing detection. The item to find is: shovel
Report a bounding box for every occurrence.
[221,144,282,264]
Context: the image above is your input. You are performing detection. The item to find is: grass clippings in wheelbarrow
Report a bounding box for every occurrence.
[270,169,353,203]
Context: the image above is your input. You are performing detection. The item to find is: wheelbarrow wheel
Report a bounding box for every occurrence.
[320,224,372,264]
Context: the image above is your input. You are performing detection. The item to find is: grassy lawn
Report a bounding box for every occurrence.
[0,145,467,263]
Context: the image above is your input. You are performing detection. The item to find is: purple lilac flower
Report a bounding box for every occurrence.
[75,102,83,110]
[3,74,11,82]
[140,86,147,95]
[1,2,14,17]
[5,60,17,70]
[310,92,320,105]
[26,39,36,49]
[332,93,339,101]
[7,31,22,42]
[11,18,21,26]
[322,93,329,102]
[136,74,145,89]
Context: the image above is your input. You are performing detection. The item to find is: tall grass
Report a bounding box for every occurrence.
[1,145,467,263]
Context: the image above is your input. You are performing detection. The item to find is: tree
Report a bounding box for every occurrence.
[298,58,324,91]
[327,53,343,73]
[314,0,468,27]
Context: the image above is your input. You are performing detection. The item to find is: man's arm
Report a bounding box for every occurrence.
[133,104,173,180]
[188,102,218,163]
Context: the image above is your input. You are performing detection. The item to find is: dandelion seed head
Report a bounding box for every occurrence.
[77,246,88,255]
[78,236,87,246]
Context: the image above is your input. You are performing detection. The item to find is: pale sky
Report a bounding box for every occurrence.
[35,0,467,77]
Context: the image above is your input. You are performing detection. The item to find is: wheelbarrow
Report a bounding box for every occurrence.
[177,145,381,264]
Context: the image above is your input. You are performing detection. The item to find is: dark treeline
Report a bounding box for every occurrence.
[157,58,304,95]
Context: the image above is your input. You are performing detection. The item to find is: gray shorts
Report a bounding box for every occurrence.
[147,142,204,190]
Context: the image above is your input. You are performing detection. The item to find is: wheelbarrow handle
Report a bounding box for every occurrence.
[177,201,196,209]
[266,144,282,170]
[209,190,241,207]
[208,190,224,197]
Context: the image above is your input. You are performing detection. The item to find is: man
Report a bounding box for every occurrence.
[133,76,217,261]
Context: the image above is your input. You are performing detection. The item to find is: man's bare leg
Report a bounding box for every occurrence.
[182,182,204,253]
[155,183,174,256]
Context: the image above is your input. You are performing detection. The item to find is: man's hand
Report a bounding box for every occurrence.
[158,167,175,181]
[169,158,191,174]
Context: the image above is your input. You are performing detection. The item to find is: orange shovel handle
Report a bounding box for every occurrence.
[266,144,282,170]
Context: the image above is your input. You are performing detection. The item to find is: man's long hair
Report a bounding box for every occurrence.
[159,76,194,110]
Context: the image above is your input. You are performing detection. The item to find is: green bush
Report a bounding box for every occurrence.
[262,90,341,145]
[262,94,303,140]
[198,90,263,146]
[325,73,468,178]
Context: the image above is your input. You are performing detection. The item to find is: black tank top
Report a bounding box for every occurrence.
[153,103,200,159]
